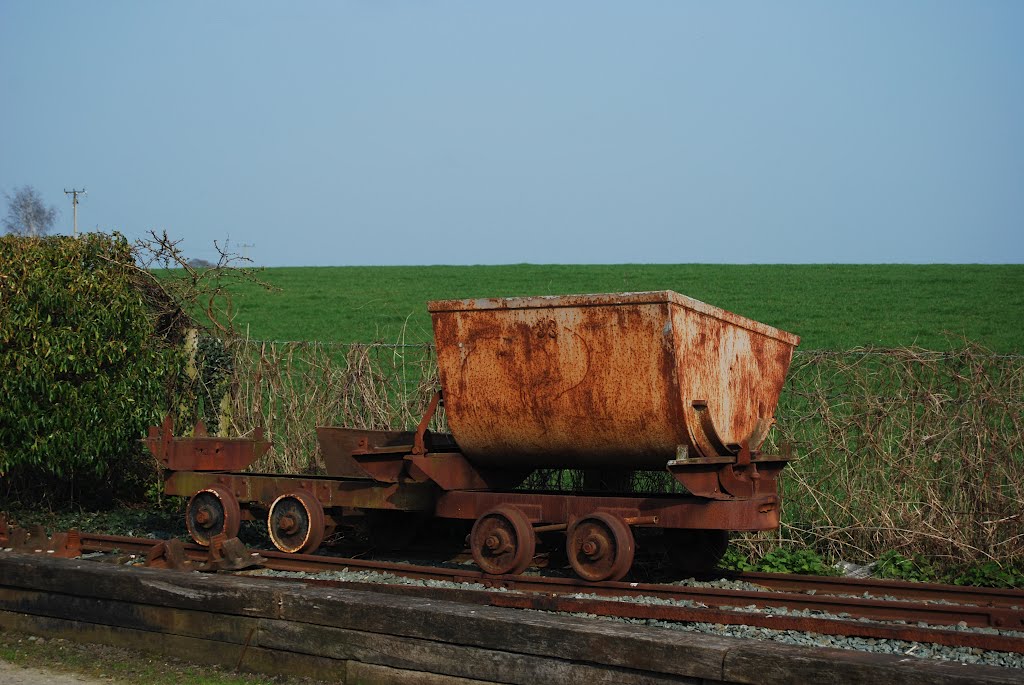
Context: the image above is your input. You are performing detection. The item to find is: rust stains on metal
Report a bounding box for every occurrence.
[433,490,782,531]
[405,452,528,491]
[145,414,269,472]
[143,535,266,572]
[317,424,460,480]
[317,427,416,479]
[429,291,799,470]
[163,470,439,513]
[0,521,82,558]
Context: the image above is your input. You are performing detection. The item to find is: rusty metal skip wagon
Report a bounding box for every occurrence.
[153,291,799,582]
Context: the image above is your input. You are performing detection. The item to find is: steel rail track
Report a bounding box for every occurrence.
[734,570,1024,608]
[74,529,1024,612]
[60,531,1024,654]
[80,533,1024,626]
[280,575,1024,656]
[5,526,1022,655]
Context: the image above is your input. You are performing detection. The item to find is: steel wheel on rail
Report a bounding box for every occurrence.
[663,529,729,576]
[470,505,536,575]
[268,490,326,554]
[185,484,241,546]
[566,512,635,582]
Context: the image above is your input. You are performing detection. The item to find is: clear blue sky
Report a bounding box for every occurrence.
[1,2,1021,266]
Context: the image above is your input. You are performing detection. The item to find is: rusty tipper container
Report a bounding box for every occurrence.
[429,291,799,471]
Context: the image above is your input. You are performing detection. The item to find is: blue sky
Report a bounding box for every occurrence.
[1,2,1021,266]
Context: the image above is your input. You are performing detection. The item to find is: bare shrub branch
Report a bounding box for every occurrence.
[129,229,275,338]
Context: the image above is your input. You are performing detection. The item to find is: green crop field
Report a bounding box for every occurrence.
[214,264,1024,352]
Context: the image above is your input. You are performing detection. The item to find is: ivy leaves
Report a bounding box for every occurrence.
[0,234,184,482]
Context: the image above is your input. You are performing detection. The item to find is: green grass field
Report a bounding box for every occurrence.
[216,264,1024,351]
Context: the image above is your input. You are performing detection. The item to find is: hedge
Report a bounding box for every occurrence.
[0,233,184,498]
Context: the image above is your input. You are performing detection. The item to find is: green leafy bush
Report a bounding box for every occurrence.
[0,233,185,503]
[944,561,1024,589]
[719,546,839,576]
[873,550,938,582]
[723,544,1022,588]
[754,547,840,576]
[719,547,757,572]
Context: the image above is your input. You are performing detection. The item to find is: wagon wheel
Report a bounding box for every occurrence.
[186,485,241,546]
[470,505,536,575]
[268,491,326,554]
[566,512,635,582]
[663,529,729,576]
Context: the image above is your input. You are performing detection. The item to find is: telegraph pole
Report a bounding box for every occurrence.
[64,188,86,236]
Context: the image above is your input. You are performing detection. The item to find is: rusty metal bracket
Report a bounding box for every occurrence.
[201,534,267,572]
[412,391,443,456]
[671,401,793,500]
[144,535,265,573]
[714,440,760,498]
[687,400,738,459]
[145,414,270,472]
[145,538,194,571]
[736,441,752,467]
[47,530,83,558]
[622,515,660,527]
[665,464,731,500]
[746,417,775,451]
[6,526,27,550]
[719,471,757,499]
[405,452,529,492]
[2,521,82,558]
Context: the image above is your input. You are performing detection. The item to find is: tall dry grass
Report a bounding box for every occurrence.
[216,338,1023,564]
[225,340,442,474]
[772,345,1024,564]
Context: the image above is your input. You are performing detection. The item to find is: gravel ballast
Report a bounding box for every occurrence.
[253,566,1024,670]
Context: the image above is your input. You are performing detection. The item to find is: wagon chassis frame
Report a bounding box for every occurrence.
[158,418,789,582]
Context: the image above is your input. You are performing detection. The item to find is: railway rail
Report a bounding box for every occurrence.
[4,522,1023,658]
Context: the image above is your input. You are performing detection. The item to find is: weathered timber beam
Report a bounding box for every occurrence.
[0,553,727,681]
[0,586,696,685]
[0,610,341,682]
[257,617,697,685]
[0,553,1020,685]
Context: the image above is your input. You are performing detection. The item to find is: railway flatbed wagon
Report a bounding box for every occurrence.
[152,291,799,582]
